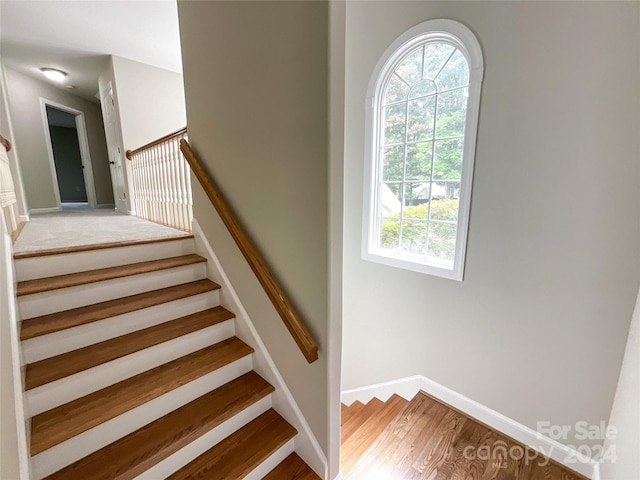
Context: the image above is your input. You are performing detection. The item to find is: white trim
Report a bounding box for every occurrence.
[29,207,61,215]
[99,81,130,215]
[0,64,29,217]
[362,19,483,281]
[341,375,599,479]
[39,98,98,209]
[0,215,32,479]
[191,219,327,478]
[328,1,346,479]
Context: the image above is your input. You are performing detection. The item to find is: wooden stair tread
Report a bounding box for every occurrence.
[13,235,193,259]
[25,306,235,390]
[30,337,253,455]
[341,400,364,426]
[17,254,207,296]
[44,372,274,480]
[341,397,384,444]
[340,394,408,475]
[263,453,321,480]
[20,279,220,339]
[345,391,589,480]
[167,409,297,480]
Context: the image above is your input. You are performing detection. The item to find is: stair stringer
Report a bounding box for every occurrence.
[192,219,327,479]
[1,218,31,479]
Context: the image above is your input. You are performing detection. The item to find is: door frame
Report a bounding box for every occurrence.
[99,82,129,214]
[39,98,97,209]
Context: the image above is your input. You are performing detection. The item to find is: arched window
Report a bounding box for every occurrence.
[363,20,483,280]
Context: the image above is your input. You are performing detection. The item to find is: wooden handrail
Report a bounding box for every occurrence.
[180,139,319,363]
[126,127,187,160]
[0,134,11,152]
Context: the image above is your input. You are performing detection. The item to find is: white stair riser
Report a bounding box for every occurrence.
[135,396,273,480]
[244,438,296,480]
[31,356,255,479]
[27,320,235,416]
[15,238,195,281]
[22,290,220,363]
[19,263,207,319]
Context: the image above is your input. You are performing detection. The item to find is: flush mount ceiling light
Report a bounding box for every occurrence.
[40,68,67,83]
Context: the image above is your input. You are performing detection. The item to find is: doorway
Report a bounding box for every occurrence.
[41,99,98,210]
[100,84,127,214]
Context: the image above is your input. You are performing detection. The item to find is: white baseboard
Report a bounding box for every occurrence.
[342,376,600,480]
[19,214,29,223]
[191,219,327,478]
[29,207,60,215]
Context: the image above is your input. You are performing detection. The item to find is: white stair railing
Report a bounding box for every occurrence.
[0,134,21,241]
[126,128,193,232]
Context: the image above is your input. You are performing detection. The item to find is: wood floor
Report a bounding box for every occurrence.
[341,392,589,480]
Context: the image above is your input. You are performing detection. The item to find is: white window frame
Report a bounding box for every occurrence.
[362,19,484,281]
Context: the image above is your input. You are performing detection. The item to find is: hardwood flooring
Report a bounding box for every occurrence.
[25,306,235,390]
[45,372,274,480]
[263,453,321,480]
[17,254,206,296]
[13,234,193,259]
[167,409,297,479]
[342,392,588,480]
[20,279,221,339]
[30,337,253,455]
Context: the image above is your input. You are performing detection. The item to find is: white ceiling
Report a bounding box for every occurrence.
[0,0,182,102]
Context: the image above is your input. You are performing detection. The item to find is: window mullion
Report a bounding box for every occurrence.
[434,48,457,81]
[366,20,483,280]
[424,90,439,256]
[398,99,410,250]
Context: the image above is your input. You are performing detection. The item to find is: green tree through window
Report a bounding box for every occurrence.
[378,41,469,262]
[365,20,483,280]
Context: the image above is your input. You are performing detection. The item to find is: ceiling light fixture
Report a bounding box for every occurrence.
[40,68,67,83]
[65,85,76,90]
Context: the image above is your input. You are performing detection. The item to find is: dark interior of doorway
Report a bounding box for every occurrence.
[45,105,88,206]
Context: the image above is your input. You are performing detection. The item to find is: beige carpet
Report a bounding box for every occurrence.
[13,210,187,253]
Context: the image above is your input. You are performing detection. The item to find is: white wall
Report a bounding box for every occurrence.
[98,56,186,214]
[111,56,186,151]
[328,1,346,478]
[0,64,28,218]
[0,154,20,480]
[601,289,640,479]
[3,68,113,210]
[342,0,640,449]
[0,155,29,478]
[178,0,329,454]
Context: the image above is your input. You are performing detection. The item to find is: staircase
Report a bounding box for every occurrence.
[340,395,408,476]
[14,235,320,479]
[342,393,587,480]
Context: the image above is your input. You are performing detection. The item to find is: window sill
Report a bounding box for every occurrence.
[362,249,463,281]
